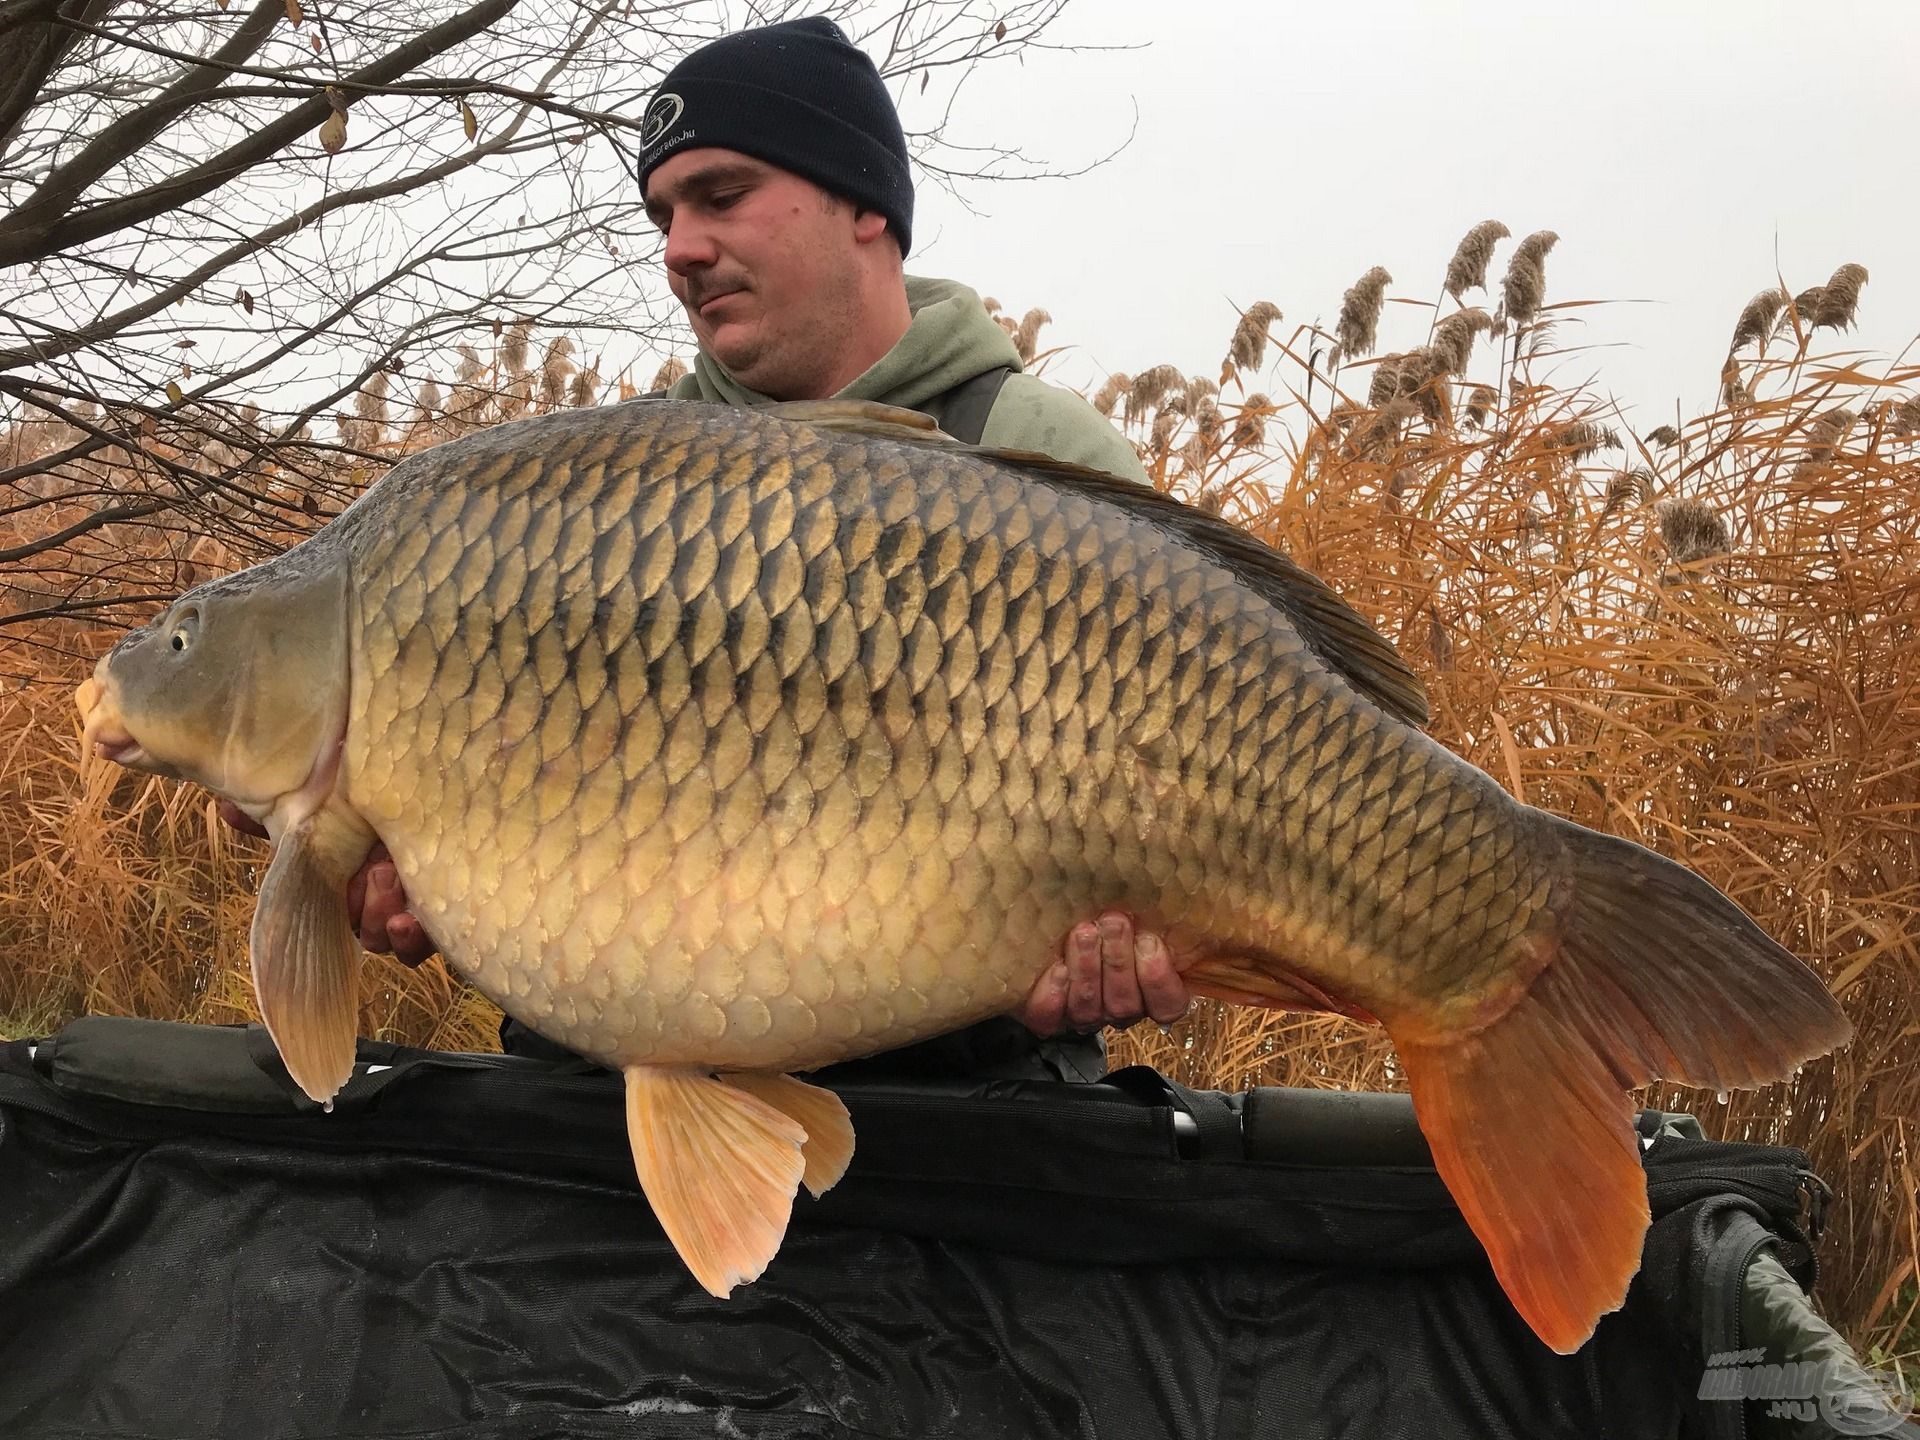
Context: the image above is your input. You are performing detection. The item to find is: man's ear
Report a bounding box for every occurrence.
[851,208,892,246]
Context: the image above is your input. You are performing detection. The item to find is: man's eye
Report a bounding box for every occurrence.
[712,190,745,210]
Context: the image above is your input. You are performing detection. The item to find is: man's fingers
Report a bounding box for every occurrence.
[1136,932,1191,1026]
[1065,921,1104,1030]
[1015,962,1070,1036]
[1097,911,1146,1027]
[386,913,439,969]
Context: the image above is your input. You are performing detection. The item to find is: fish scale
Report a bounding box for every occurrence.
[79,396,1850,1349]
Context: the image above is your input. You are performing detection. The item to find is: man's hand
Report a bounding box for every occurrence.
[1016,910,1191,1036]
[215,799,439,968]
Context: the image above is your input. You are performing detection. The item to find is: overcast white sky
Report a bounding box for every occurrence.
[890,0,1919,430]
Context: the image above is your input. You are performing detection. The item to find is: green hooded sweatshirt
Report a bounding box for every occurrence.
[663,275,1148,485]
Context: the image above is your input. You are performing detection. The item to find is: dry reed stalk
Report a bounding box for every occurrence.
[1443,220,1510,301]
[1335,266,1392,364]
[1227,300,1283,373]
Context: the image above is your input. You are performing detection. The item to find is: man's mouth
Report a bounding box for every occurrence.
[696,288,744,321]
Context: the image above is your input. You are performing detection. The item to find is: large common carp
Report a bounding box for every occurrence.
[76,398,1849,1354]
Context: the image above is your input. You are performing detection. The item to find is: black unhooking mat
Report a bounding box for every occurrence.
[0,1017,1839,1440]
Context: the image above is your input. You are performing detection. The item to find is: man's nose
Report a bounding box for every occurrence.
[662,215,717,275]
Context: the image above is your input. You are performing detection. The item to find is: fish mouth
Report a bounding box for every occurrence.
[75,674,149,768]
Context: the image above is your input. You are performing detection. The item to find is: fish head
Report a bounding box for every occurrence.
[78,560,352,825]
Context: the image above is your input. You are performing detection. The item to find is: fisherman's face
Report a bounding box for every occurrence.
[644,149,871,400]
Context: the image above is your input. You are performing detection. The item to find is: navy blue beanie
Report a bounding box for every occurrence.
[636,17,915,258]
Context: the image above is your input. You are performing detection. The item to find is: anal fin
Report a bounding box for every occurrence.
[250,803,375,1105]
[624,1066,809,1298]
[724,1072,855,1197]
[1396,970,1649,1356]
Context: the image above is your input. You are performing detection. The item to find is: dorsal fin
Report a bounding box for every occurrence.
[762,403,1430,728]
[763,399,957,444]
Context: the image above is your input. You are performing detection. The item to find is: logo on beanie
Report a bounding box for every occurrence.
[639,92,685,151]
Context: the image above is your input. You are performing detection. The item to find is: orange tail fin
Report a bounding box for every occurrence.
[1201,824,1850,1355]
[1401,824,1850,1354]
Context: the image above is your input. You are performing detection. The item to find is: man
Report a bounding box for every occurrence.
[232,14,1190,1077]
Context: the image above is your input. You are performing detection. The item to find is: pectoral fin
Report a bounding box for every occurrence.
[624,1066,809,1297]
[724,1072,855,1197]
[250,804,375,1106]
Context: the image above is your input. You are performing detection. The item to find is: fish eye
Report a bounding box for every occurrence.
[168,607,200,654]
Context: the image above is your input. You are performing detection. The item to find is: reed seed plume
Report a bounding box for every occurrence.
[1184,376,1219,413]
[1655,496,1730,565]
[1813,263,1869,331]
[1893,395,1920,439]
[354,369,389,432]
[1014,308,1052,363]
[1548,420,1621,460]
[1465,384,1497,430]
[1499,231,1559,330]
[1645,424,1681,450]
[500,319,533,375]
[1368,354,1406,409]
[1149,408,1181,453]
[1127,363,1185,424]
[1193,398,1223,445]
[569,360,602,409]
[454,344,483,384]
[1430,308,1494,375]
[649,356,688,391]
[1091,372,1129,418]
[1227,300,1283,373]
[1230,394,1269,449]
[1336,266,1393,364]
[1443,220,1511,301]
[539,338,574,409]
[415,378,442,415]
[1796,407,1858,475]
[1730,287,1788,353]
[1785,287,1826,340]
[1603,468,1654,518]
[982,296,1002,316]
